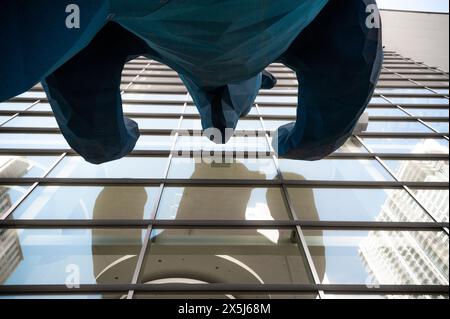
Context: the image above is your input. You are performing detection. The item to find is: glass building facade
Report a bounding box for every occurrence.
[0,51,448,299]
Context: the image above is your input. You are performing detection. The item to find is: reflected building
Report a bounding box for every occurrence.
[0,156,28,284]
[91,160,325,298]
[359,142,449,288]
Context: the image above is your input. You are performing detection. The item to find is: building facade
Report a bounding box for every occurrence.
[0,47,448,299]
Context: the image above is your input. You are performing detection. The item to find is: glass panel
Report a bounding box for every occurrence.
[425,121,449,133]
[47,156,168,179]
[417,81,449,87]
[135,135,175,151]
[334,137,367,153]
[122,93,190,103]
[140,228,313,284]
[168,157,278,180]
[404,108,449,118]
[0,228,144,285]
[384,160,448,182]
[251,106,296,116]
[175,135,269,154]
[27,103,52,112]
[365,107,408,117]
[156,186,288,220]
[0,185,30,217]
[369,97,390,105]
[432,89,449,94]
[375,88,434,94]
[0,116,12,125]
[261,120,292,131]
[255,95,297,105]
[180,118,202,130]
[388,97,449,105]
[184,106,199,115]
[15,91,47,99]
[133,117,180,130]
[0,102,33,111]
[0,133,69,150]
[125,84,186,92]
[366,121,432,133]
[391,68,444,73]
[288,187,432,222]
[409,189,449,222]
[181,119,262,131]
[1,116,57,128]
[0,155,58,178]
[123,104,184,115]
[9,186,159,220]
[235,120,263,131]
[362,138,449,154]
[303,230,449,285]
[279,159,393,181]
[137,77,183,83]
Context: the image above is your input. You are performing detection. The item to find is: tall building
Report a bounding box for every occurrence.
[0,9,448,299]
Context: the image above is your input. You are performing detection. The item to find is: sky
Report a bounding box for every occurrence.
[377,0,449,13]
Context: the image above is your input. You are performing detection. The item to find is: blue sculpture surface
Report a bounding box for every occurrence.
[0,0,382,163]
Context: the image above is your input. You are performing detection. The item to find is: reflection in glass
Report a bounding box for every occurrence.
[133,117,180,130]
[27,103,52,112]
[289,188,432,222]
[167,157,277,180]
[304,230,449,285]
[0,185,30,217]
[404,108,449,118]
[249,106,296,116]
[374,88,433,95]
[122,93,190,103]
[9,185,158,220]
[123,104,183,114]
[157,186,288,220]
[261,120,292,131]
[279,159,393,181]
[15,91,46,99]
[425,121,449,133]
[235,120,263,131]
[0,155,57,178]
[0,116,12,125]
[362,138,449,154]
[365,107,408,117]
[384,160,449,182]
[370,97,390,105]
[48,156,168,179]
[255,95,296,104]
[0,228,143,285]
[0,102,33,111]
[135,135,175,151]
[0,133,69,150]
[2,116,57,128]
[366,121,431,133]
[175,135,270,154]
[388,97,449,105]
[334,137,367,153]
[409,189,449,222]
[140,229,314,288]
